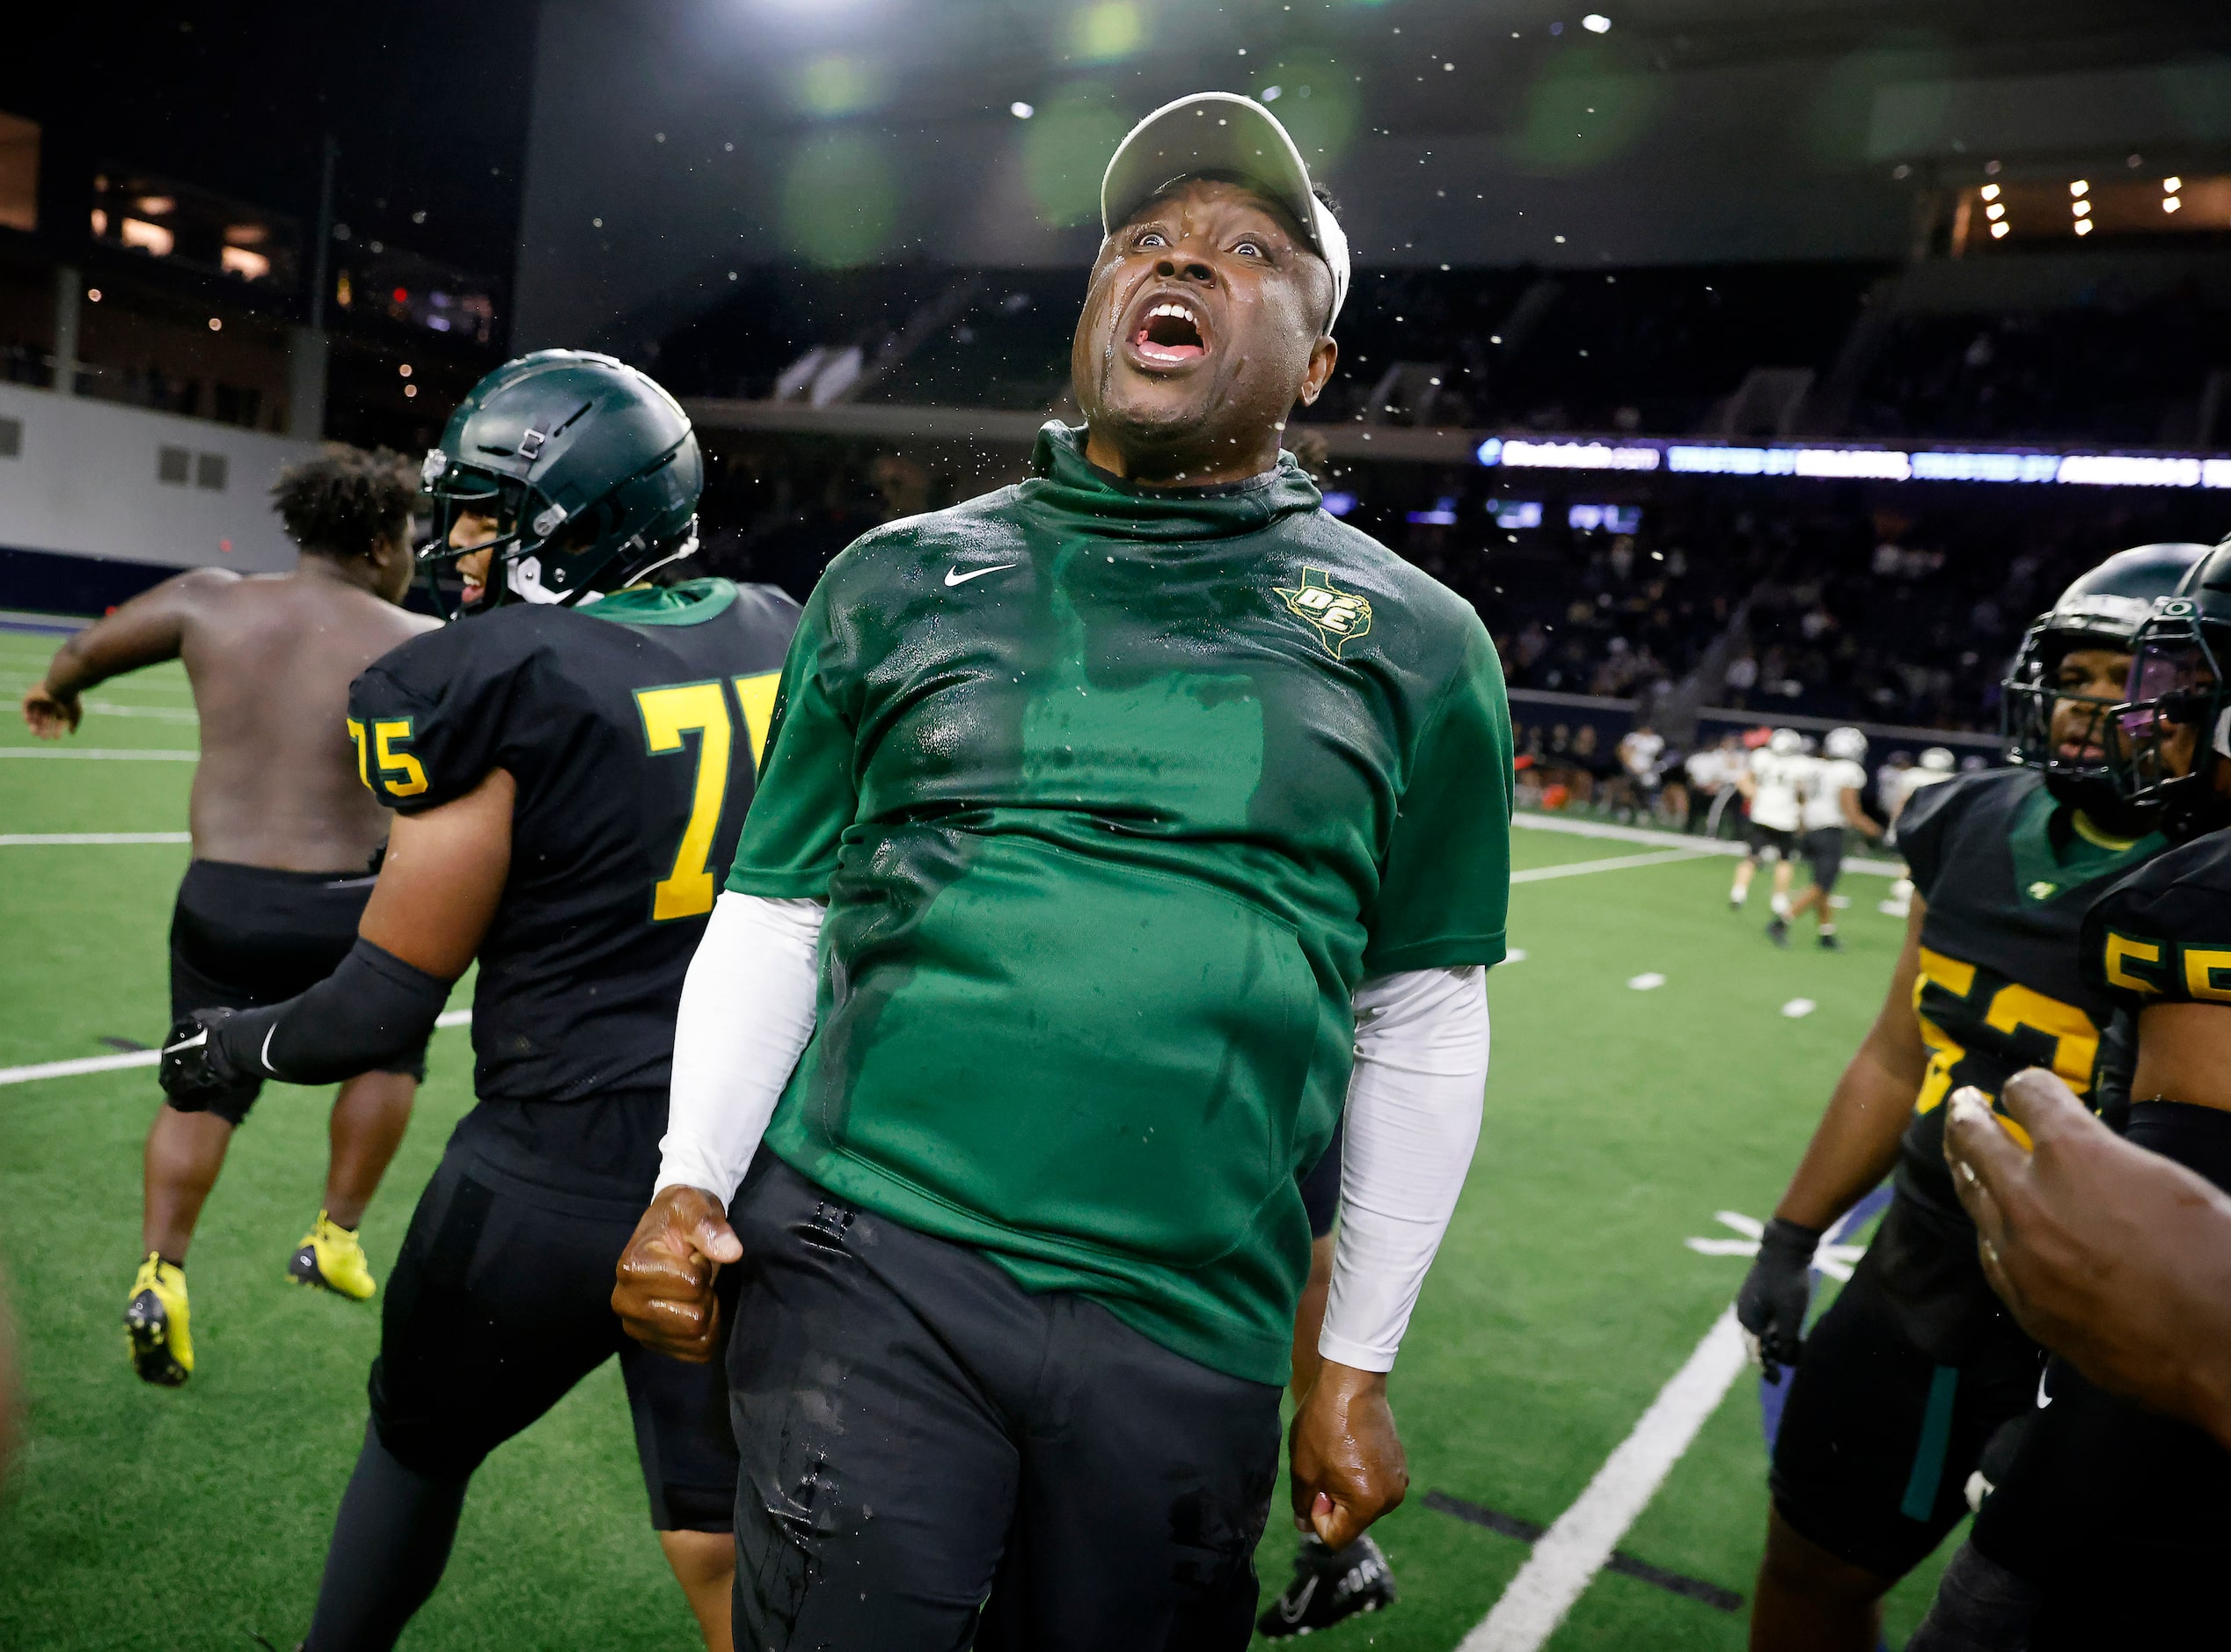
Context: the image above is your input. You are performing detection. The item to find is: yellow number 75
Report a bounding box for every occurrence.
[635,675,779,923]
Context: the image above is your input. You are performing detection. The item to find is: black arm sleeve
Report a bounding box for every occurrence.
[214,939,454,1087]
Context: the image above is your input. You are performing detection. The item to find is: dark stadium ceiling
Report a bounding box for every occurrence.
[669,0,2231,140]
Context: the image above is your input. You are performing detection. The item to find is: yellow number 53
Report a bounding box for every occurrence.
[635,675,779,922]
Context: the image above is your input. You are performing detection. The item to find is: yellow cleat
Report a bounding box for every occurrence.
[124,1252,193,1387]
[289,1211,377,1301]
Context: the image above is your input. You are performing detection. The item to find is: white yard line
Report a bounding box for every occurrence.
[0,832,192,846]
[0,748,197,760]
[1458,1308,1752,1652]
[1513,811,1904,879]
[1510,848,1714,884]
[0,1010,472,1088]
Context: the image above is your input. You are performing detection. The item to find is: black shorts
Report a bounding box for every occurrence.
[1802,827,1846,894]
[726,1155,1280,1649]
[369,1115,738,1532]
[1748,822,1797,861]
[168,858,427,1124]
[1298,1129,1342,1240]
[1770,1246,2042,1579]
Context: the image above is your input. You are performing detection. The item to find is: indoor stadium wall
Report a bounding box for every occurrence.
[0,380,312,614]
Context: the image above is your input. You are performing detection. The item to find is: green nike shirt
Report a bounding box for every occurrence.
[729,422,1512,1383]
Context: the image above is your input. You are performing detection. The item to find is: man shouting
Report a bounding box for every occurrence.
[615,91,1512,1648]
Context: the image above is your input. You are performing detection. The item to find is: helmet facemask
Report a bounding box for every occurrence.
[416,454,534,618]
[2110,601,2231,833]
[2004,618,2155,831]
[414,447,699,620]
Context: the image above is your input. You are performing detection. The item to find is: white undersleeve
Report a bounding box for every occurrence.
[654,891,823,1203]
[1319,964,1490,1372]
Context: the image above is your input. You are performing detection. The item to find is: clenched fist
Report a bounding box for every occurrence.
[613,1183,744,1363]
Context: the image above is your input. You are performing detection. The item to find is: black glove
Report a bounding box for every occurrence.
[159,1008,249,1112]
[1736,1217,1823,1384]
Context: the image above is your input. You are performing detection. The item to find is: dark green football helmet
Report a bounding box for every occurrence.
[2110,540,2231,835]
[418,349,703,615]
[2001,542,2210,823]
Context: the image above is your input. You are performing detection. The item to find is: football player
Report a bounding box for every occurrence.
[23,444,435,1384]
[159,351,800,1651]
[1912,544,2231,1648]
[1777,726,1881,951]
[1735,543,2208,1652]
[1877,747,1960,919]
[1730,727,1807,920]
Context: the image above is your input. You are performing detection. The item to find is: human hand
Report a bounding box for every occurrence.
[1289,1361,1408,1549]
[612,1184,743,1363]
[1944,1071,2231,1447]
[1735,1217,1822,1383]
[20,683,80,738]
[158,1010,246,1111]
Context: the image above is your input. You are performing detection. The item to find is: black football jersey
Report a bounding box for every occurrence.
[1893,768,2168,1223]
[347,579,801,1102]
[2083,827,2231,1017]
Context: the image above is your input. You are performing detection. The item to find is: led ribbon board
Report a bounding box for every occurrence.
[1474,435,2231,490]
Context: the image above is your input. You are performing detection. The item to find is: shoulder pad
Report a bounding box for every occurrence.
[2084,832,2231,1006]
[347,614,553,813]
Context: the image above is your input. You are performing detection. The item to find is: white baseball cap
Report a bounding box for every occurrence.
[1100,91,1350,331]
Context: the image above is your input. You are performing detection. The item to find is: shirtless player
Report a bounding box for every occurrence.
[22,444,437,1385]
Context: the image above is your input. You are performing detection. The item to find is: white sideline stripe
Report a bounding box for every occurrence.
[0,747,198,760]
[1510,848,1712,883]
[1457,1307,1750,1652]
[0,1010,473,1088]
[0,832,192,846]
[1513,810,1904,878]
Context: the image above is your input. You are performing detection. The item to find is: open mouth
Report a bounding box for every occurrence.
[1133,299,1206,363]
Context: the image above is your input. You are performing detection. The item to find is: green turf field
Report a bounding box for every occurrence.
[0,631,1957,1649]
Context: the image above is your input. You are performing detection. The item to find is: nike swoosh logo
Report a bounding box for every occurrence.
[162,1028,208,1057]
[2037,1367,2053,1408]
[1275,1575,1317,1625]
[944,563,1017,587]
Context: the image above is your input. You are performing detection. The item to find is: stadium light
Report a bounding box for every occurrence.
[2072,201,2090,217]
[2166,196,2183,214]
[2165,176,2183,193]
[1979,184,2001,201]
[2075,219,2094,236]
[1986,202,2005,220]
[2069,179,2088,197]
[1011,101,1034,119]
[1991,221,2010,238]
[1582,13,1612,31]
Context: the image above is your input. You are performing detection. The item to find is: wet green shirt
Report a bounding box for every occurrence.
[729,423,1512,1383]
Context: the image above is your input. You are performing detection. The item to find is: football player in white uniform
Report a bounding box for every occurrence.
[1732,728,1810,920]
[1773,726,1882,950]
[1879,747,1957,917]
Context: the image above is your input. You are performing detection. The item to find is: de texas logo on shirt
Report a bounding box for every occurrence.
[1274,567,1374,660]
